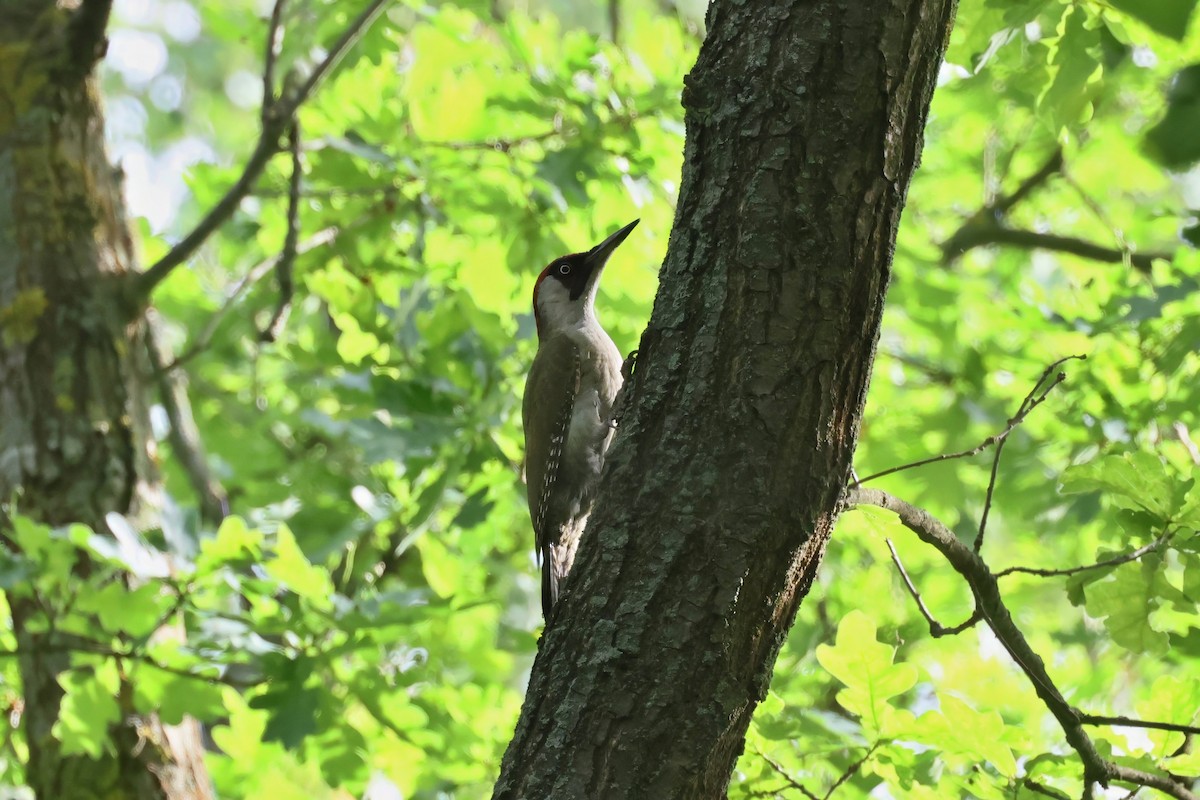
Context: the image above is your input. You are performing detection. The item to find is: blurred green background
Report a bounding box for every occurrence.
[17,0,1196,796]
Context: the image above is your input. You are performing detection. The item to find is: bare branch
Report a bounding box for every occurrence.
[944,225,1171,274]
[975,355,1083,552]
[1023,778,1073,800]
[1078,713,1200,738]
[846,488,1199,800]
[1107,764,1197,800]
[144,319,229,524]
[754,749,820,800]
[886,539,979,637]
[609,0,621,46]
[940,146,1171,274]
[996,531,1174,579]
[136,0,391,298]
[991,147,1063,216]
[262,0,288,120]
[822,743,879,800]
[260,123,303,343]
[854,355,1083,487]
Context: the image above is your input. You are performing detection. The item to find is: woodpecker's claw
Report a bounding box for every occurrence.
[621,349,639,382]
[609,350,639,429]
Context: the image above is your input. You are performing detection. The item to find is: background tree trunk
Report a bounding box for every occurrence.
[493,0,957,797]
[0,2,211,797]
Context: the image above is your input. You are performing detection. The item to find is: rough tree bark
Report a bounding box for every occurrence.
[493,0,957,797]
[0,2,211,797]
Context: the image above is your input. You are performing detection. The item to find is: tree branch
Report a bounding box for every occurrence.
[259,123,303,343]
[886,539,979,637]
[754,749,821,800]
[262,0,288,120]
[1078,713,1200,737]
[846,488,1198,800]
[944,225,1172,274]
[995,530,1174,579]
[135,0,391,298]
[975,354,1082,552]
[853,355,1084,487]
[992,147,1063,216]
[144,320,229,524]
[940,145,1172,274]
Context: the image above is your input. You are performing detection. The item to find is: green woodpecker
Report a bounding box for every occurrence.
[523,219,639,618]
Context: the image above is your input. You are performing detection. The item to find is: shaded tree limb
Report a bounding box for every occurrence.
[262,0,288,120]
[1078,714,1200,738]
[260,123,303,342]
[992,146,1064,216]
[144,321,229,525]
[1023,777,1073,800]
[944,224,1173,273]
[846,487,1198,800]
[941,145,1172,274]
[135,0,391,298]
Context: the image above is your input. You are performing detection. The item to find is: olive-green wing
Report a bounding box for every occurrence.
[522,335,581,554]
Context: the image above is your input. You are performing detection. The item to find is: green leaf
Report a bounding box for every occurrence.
[1059,453,1181,521]
[1145,64,1200,167]
[261,524,333,608]
[1039,7,1102,132]
[1107,0,1197,41]
[252,685,322,750]
[75,583,166,639]
[1083,562,1170,654]
[915,695,1017,776]
[815,611,918,737]
[54,663,121,759]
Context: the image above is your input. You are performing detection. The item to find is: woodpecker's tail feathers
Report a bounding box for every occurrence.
[540,545,560,618]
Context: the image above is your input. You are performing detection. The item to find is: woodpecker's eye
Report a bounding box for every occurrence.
[557,263,571,276]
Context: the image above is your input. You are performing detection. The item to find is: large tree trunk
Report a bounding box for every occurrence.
[0,2,211,797]
[493,0,957,797]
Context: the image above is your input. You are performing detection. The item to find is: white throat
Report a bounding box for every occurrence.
[536,280,598,334]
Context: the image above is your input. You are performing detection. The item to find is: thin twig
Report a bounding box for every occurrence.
[975,355,1083,552]
[1023,778,1072,800]
[886,539,980,637]
[1077,714,1200,737]
[995,530,1174,579]
[160,228,337,372]
[418,129,563,152]
[847,488,1199,800]
[136,0,391,298]
[754,749,820,800]
[822,743,879,800]
[144,319,229,524]
[609,0,621,46]
[260,122,303,342]
[854,355,1084,487]
[262,0,288,120]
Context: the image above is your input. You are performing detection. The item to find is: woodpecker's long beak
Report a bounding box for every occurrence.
[583,219,639,287]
